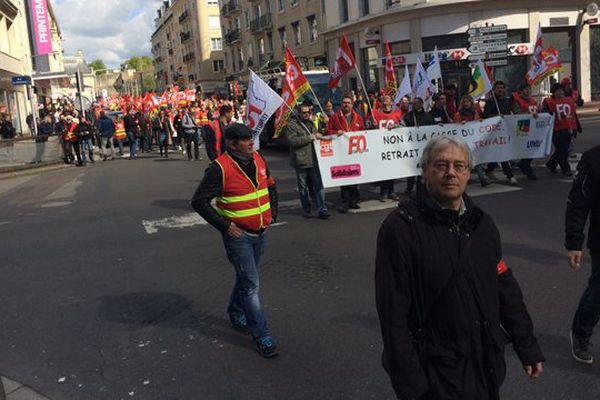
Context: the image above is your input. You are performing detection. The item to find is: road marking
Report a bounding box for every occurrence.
[0,221,12,226]
[0,175,38,196]
[40,200,73,208]
[43,175,83,201]
[142,213,287,235]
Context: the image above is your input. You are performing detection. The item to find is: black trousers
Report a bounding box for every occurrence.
[184,132,200,160]
[547,130,572,174]
[340,185,359,206]
[486,162,514,179]
[572,252,600,340]
[379,180,395,196]
[70,141,82,165]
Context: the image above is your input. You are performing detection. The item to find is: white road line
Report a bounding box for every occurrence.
[142,213,287,235]
[43,175,83,201]
[0,175,38,196]
[0,221,12,226]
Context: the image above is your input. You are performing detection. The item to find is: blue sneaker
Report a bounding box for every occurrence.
[229,315,249,334]
[255,336,278,358]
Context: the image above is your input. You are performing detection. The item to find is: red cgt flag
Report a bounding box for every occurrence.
[328,35,356,89]
[384,41,397,97]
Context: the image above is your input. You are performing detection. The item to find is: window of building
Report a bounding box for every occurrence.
[211,37,223,50]
[259,37,265,54]
[340,0,348,23]
[421,33,468,51]
[244,11,250,29]
[267,33,274,53]
[291,0,299,7]
[234,17,241,30]
[278,27,287,49]
[361,47,380,92]
[359,0,369,16]
[307,15,318,42]
[292,21,301,46]
[248,42,254,59]
[206,0,218,5]
[278,0,285,13]
[389,40,411,54]
[254,5,262,19]
[208,15,220,29]
[212,59,224,72]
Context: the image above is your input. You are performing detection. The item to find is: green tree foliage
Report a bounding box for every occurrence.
[89,59,107,75]
[127,56,153,72]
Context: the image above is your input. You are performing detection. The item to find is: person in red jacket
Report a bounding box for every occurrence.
[511,82,540,180]
[543,83,578,176]
[327,93,366,212]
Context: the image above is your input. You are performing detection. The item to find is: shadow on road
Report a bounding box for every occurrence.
[152,198,192,211]
[97,292,249,349]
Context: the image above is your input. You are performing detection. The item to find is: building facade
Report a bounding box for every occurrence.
[218,0,326,90]
[0,0,34,135]
[152,0,226,95]
[323,0,597,101]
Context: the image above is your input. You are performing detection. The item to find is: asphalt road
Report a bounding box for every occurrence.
[1,117,600,400]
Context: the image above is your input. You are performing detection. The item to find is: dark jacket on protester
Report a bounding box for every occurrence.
[190,151,278,234]
[124,113,140,137]
[0,120,16,139]
[375,185,544,400]
[402,109,435,127]
[76,121,94,140]
[204,120,228,161]
[284,116,318,169]
[565,145,600,252]
[37,120,54,142]
[483,95,511,118]
[429,106,453,124]
[97,115,116,138]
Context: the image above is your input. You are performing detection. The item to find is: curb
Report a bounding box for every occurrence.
[0,163,72,180]
[1,376,50,400]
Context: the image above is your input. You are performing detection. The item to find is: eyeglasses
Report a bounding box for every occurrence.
[431,161,469,174]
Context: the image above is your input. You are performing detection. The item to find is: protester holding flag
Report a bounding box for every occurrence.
[285,102,330,220]
[511,82,540,180]
[542,83,578,176]
[327,93,366,212]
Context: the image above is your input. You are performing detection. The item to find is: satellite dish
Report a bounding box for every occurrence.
[587,2,599,16]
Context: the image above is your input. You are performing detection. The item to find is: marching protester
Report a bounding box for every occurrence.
[77,116,95,165]
[191,123,279,358]
[313,99,335,133]
[34,115,54,163]
[429,93,452,125]
[542,83,578,176]
[285,102,330,219]
[401,97,434,196]
[204,104,232,161]
[444,84,458,117]
[511,82,539,180]
[372,94,402,202]
[565,144,600,364]
[158,109,170,158]
[181,107,202,161]
[0,113,16,160]
[124,108,141,159]
[114,116,127,156]
[64,115,83,166]
[97,111,116,161]
[561,77,584,107]
[375,135,545,400]
[483,81,518,185]
[326,93,366,212]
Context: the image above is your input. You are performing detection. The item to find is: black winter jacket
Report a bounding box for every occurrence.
[375,186,544,400]
[565,145,600,252]
[402,110,435,127]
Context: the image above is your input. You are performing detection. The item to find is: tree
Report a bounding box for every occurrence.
[126,56,153,72]
[89,59,107,75]
[143,74,156,92]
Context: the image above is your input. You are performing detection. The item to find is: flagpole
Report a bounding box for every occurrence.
[308,85,326,115]
[353,64,375,114]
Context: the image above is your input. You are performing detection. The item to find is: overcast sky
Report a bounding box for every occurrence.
[52,0,163,69]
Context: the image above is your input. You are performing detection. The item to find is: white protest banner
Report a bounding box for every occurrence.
[246,70,285,149]
[314,114,554,188]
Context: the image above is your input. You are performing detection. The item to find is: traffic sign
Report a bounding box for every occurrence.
[467,24,508,35]
[483,59,508,67]
[468,33,508,42]
[468,41,508,53]
[11,75,31,85]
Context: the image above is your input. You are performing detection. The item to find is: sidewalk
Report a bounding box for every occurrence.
[575,100,600,116]
[1,376,50,400]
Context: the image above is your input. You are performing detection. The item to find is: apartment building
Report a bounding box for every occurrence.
[323,0,597,101]
[219,0,326,88]
[152,0,226,95]
[0,0,34,134]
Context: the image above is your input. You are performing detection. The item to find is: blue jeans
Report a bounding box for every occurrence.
[81,138,94,163]
[223,231,269,340]
[127,131,139,158]
[296,166,327,213]
[572,252,600,340]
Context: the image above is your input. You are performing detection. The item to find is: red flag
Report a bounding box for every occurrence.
[526,46,562,86]
[328,35,356,89]
[274,47,312,138]
[384,41,397,97]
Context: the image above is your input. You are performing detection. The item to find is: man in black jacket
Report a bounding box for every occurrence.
[204,104,232,161]
[376,135,544,400]
[565,145,600,364]
[191,123,279,358]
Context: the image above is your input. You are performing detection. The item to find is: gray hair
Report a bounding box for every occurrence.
[420,135,473,172]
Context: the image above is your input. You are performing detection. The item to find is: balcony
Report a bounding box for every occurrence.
[180,31,192,43]
[225,29,241,45]
[178,9,190,23]
[183,52,196,63]
[258,52,273,66]
[249,13,272,34]
[221,0,240,16]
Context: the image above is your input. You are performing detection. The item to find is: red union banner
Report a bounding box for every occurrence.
[29,0,53,55]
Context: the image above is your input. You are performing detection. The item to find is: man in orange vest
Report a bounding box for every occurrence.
[204,104,232,161]
[191,123,279,358]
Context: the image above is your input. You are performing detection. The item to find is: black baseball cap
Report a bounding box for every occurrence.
[224,123,253,140]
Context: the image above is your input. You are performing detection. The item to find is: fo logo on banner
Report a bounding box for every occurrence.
[320,140,334,157]
[348,135,368,155]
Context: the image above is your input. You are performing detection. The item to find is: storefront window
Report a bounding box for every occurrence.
[422,34,468,51]
[591,26,600,99]
[361,47,380,93]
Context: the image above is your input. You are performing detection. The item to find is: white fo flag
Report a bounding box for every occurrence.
[427,46,442,82]
[412,58,436,109]
[246,70,285,149]
[393,64,412,108]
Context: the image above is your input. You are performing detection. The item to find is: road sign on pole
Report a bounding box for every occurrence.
[468,41,508,53]
[11,75,32,85]
[467,24,508,35]
[468,33,508,42]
